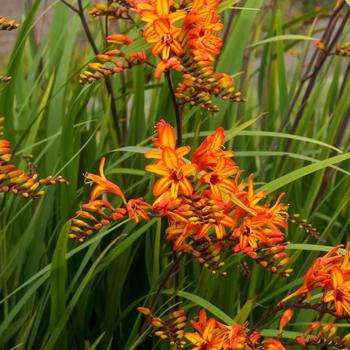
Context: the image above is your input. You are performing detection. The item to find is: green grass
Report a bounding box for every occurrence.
[1,1,350,349]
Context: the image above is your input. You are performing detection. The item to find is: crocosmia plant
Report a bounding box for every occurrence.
[1,1,350,349]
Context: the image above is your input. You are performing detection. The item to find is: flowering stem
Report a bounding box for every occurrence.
[248,300,350,336]
[60,0,79,14]
[283,5,349,142]
[75,0,123,145]
[139,253,182,335]
[310,61,350,213]
[165,71,183,146]
[275,2,347,143]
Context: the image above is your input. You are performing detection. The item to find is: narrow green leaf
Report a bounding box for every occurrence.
[234,298,256,324]
[169,290,235,325]
[218,0,240,12]
[287,244,346,255]
[49,222,69,329]
[250,34,316,48]
[258,152,350,194]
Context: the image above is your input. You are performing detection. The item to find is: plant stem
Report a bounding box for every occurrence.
[287,7,350,140]
[165,71,182,146]
[275,5,350,175]
[139,254,182,335]
[277,3,346,136]
[310,61,350,214]
[76,0,123,145]
[60,0,79,14]
[249,300,350,336]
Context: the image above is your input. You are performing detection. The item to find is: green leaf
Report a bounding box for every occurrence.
[110,146,153,154]
[261,329,301,339]
[258,152,350,194]
[225,114,266,141]
[234,298,256,324]
[238,131,343,153]
[168,290,235,325]
[218,0,240,12]
[42,236,124,350]
[250,34,316,48]
[49,222,69,329]
[287,244,346,255]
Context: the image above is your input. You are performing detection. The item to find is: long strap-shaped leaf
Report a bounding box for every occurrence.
[258,152,350,194]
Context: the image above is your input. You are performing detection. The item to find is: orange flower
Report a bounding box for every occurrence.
[152,190,182,216]
[197,213,235,240]
[263,339,285,350]
[147,20,184,60]
[282,244,350,316]
[70,156,154,240]
[232,213,287,253]
[85,157,126,203]
[145,147,196,199]
[144,307,292,350]
[185,309,260,350]
[199,157,239,198]
[81,0,243,111]
[71,121,290,276]
[182,0,222,34]
[192,128,235,171]
[145,119,190,158]
[145,120,196,199]
[323,265,350,316]
[154,57,184,79]
[134,0,185,60]
[185,309,222,349]
[126,198,151,223]
[187,26,223,57]
[232,176,287,251]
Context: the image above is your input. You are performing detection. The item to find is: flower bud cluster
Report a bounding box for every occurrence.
[79,35,146,84]
[69,120,291,277]
[0,118,67,199]
[81,0,243,112]
[0,16,19,31]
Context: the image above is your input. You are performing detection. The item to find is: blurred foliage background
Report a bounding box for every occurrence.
[1,0,350,349]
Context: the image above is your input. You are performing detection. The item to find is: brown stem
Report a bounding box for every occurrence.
[249,300,350,336]
[286,7,350,143]
[219,4,238,63]
[310,62,350,214]
[60,0,79,14]
[276,3,346,137]
[237,47,250,117]
[76,0,122,145]
[165,71,182,146]
[275,5,349,175]
[139,254,182,336]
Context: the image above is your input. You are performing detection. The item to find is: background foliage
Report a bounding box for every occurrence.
[1,0,350,349]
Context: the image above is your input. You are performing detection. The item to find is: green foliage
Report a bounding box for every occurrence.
[1,1,350,349]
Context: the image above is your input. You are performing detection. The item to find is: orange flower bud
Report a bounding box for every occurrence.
[279,309,293,333]
[137,306,152,316]
[106,34,132,45]
[296,336,306,346]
